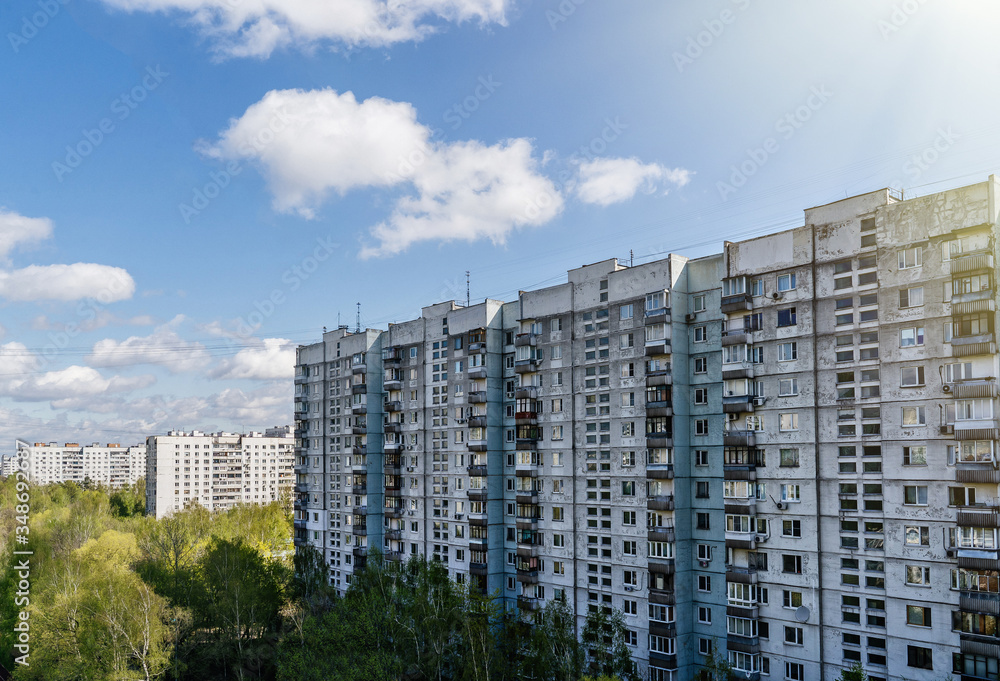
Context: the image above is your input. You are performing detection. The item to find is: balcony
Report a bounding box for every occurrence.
[352,460,368,474]
[470,562,489,576]
[353,547,368,558]
[648,527,676,543]
[725,533,757,551]
[516,569,539,584]
[352,505,367,516]
[468,513,488,526]
[515,517,539,531]
[957,469,1000,483]
[645,370,671,387]
[468,341,487,354]
[727,635,760,654]
[516,489,538,503]
[515,411,538,426]
[382,348,402,366]
[723,394,755,414]
[649,558,675,576]
[515,464,538,477]
[960,592,1000,616]
[352,525,368,536]
[516,543,539,557]
[721,328,749,346]
[384,422,401,434]
[384,528,401,540]
[647,494,675,511]
[351,383,367,395]
[467,439,488,452]
[724,429,756,447]
[384,505,403,518]
[352,362,367,375]
[514,333,537,347]
[957,511,1000,528]
[467,488,488,502]
[514,359,539,374]
[952,334,998,357]
[647,464,674,480]
[469,391,487,404]
[515,387,538,400]
[468,415,487,429]
[469,537,489,552]
[468,366,488,380]
[649,587,675,604]
[951,252,995,275]
[645,340,671,357]
[352,484,367,495]
[953,378,999,399]
[646,432,673,449]
[645,400,673,418]
[721,292,753,313]
[383,400,402,412]
[517,595,540,611]
[383,378,402,391]
[384,550,403,562]
[467,464,488,477]
[351,402,367,415]
[384,442,404,453]
[725,565,758,584]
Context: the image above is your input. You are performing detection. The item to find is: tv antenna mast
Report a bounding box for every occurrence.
[355,303,361,333]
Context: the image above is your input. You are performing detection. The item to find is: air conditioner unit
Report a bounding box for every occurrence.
[776,502,785,510]
[755,535,767,543]
[942,384,952,393]
[624,585,635,592]
[771,292,781,300]
[752,397,765,406]
[406,446,414,450]
[406,467,414,472]
[941,425,955,435]
[698,559,709,568]
[685,313,696,322]
[454,513,463,520]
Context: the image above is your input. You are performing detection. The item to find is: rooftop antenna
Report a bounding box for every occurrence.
[355,302,361,333]
[630,249,634,267]
[466,271,470,306]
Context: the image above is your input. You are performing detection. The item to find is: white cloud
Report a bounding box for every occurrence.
[99,0,511,58]
[0,210,52,263]
[0,342,156,403]
[31,312,156,333]
[211,338,296,380]
[88,317,211,373]
[205,88,563,257]
[575,158,692,206]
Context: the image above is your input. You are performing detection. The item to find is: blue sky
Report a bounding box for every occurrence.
[1,0,999,445]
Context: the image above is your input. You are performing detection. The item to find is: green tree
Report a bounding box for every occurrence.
[580,609,638,681]
[521,598,583,681]
[837,662,867,681]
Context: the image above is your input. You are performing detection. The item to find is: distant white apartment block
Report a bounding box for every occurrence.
[1,456,19,478]
[145,426,294,518]
[24,442,146,487]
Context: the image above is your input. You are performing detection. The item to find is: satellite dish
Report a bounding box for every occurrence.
[794,606,811,622]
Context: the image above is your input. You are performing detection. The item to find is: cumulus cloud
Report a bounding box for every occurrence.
[88,317,211,373]
[99,0,511,58]
[575,158,692,206]
[0,209,52,263]
[0,342,155,403]
[0,209,136,302]
[211,338,296,380]
[204,88,563,257]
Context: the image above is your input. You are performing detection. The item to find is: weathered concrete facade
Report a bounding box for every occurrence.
[295,176,1000,681]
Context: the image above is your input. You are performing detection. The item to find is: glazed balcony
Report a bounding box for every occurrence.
[723,429,756,447]
[649,558,675,576]
[381,347,402,366]
[721,292,753,313]
[516,569,539,584]
[384,504,403,518]
[644,306,670,323]
[515,387,538,400]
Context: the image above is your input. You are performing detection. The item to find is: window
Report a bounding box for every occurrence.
[696,481,710,498]
[898,247,922,269]
[777,273,796,292]
[693,326,707,343]
[907,646,933,670]
[903,446,927,466]
[904,486,928,505]
[900,327,924,347]
[899,286,924,308]
[779,414,799,431]
[780,484,801,503]
[780,448,799,467]
[695,388,708,404]
[620,304,633,320]
[782,554,803,574]
[698,607,712,624]
[778,378,798,396]
[694,357,707,373]
[782,520,801,537]
[693,295,706,312]
[777,342,797,361]
[697,513,710,530]
[777,307,797,327]
[695,450,708,466]
[904,525,929,546]
[552,506,564,521]
[785,662,804,681]
[900,366,925,387]
[905,566,930,586]
[784,626,803,645]
[901,406,925,426]
[623,510,636,525]
[698,575,711,592]
[751,278,764,297]
[783,590,802,608]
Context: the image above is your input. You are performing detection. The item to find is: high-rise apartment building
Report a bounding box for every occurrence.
[24,441,146,487]
[294,176,1000,681]
[145,427,294,518]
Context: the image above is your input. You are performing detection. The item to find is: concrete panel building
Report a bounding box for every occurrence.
[23,441,146,488]
[294,176,1000,681]
[145,427,294,518]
